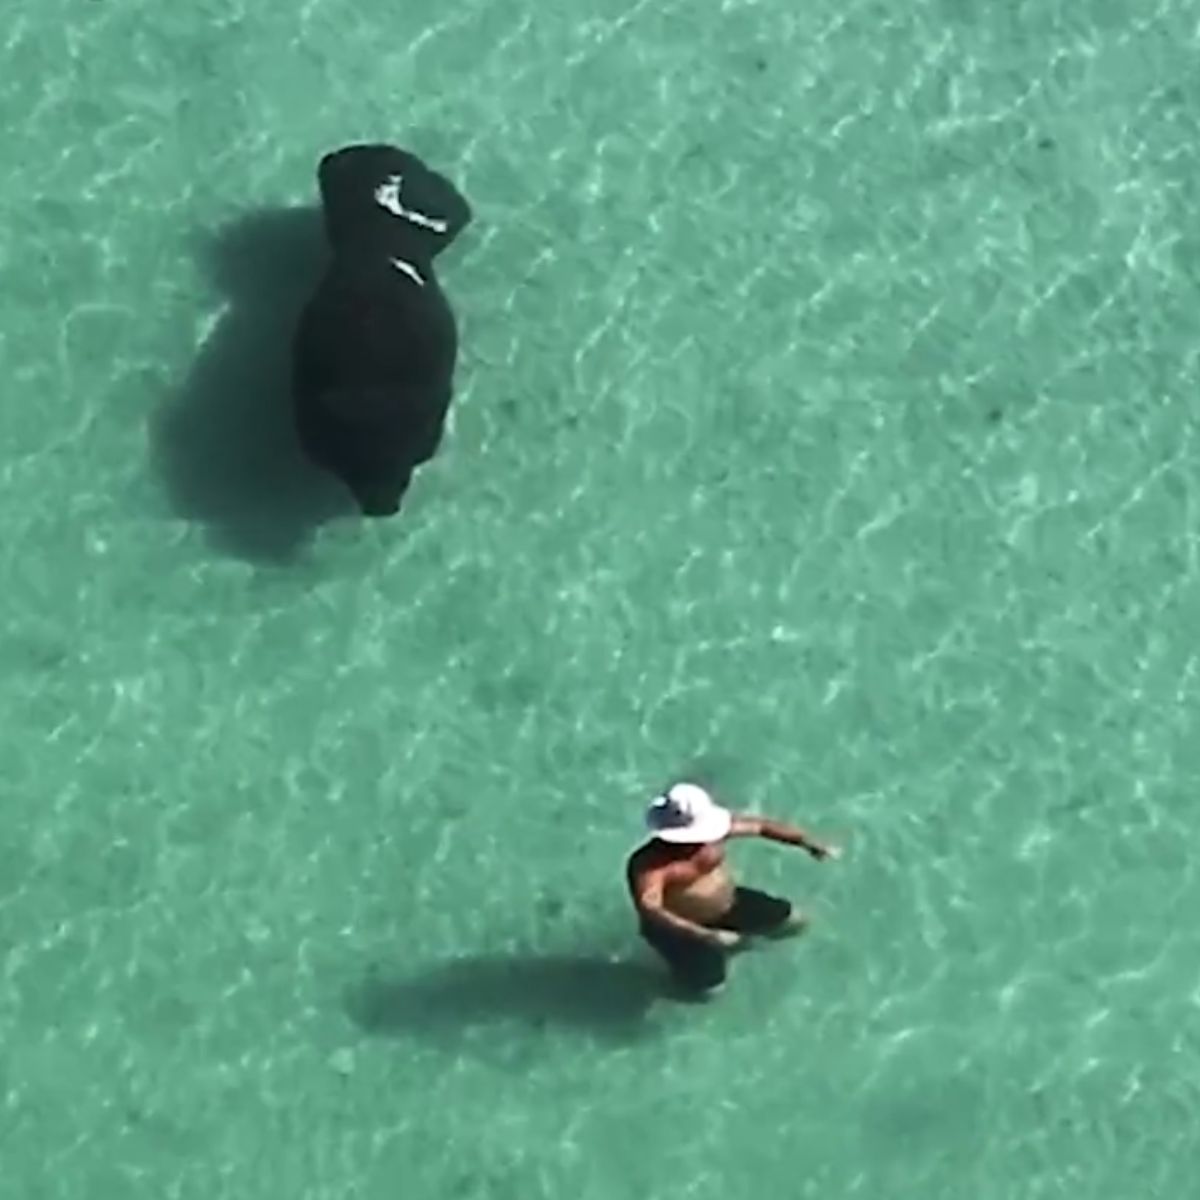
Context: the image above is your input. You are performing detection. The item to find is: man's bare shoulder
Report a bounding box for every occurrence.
[626,839,700,877]
[626,840,664,899]
[627,839,669,873]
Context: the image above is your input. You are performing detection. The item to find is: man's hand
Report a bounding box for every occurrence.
[807,841,840,861]
[707,929,742,950]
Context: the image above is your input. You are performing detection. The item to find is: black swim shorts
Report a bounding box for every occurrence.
[639,887,793,992]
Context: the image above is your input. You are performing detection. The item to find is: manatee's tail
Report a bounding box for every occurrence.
[293,383,442,517]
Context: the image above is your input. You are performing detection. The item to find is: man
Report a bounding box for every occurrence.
[626,781,838,993]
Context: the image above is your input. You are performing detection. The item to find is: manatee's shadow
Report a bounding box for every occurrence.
[347,952,680,1048]
[151,206,353,563]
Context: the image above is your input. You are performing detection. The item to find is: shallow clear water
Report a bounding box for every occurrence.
[3,1,1200,1197]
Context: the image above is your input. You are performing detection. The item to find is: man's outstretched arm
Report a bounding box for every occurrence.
[729,814,838,859]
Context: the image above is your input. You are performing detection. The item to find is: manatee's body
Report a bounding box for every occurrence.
[291,145,472,516]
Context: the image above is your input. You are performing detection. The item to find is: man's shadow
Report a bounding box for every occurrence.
[150,207,354,563]
[345,951,684,1053]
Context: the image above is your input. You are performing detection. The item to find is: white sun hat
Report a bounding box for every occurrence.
[645,782,733,844]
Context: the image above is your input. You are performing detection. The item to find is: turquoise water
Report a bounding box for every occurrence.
[3,1,1200,1196]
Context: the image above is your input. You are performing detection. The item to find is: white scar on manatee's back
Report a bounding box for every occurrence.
[388,257,425,286]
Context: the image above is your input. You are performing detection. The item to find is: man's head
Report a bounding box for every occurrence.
[645,783,732,844]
